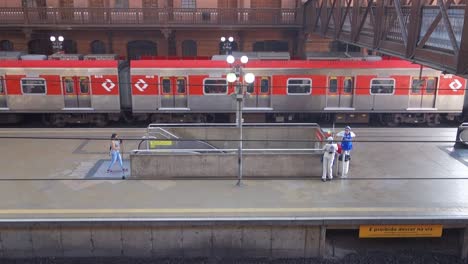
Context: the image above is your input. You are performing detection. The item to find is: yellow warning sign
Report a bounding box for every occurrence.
[359,224,443,238]
[149,140,173,148]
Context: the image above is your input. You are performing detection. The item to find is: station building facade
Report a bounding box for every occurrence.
[0,0,339,58]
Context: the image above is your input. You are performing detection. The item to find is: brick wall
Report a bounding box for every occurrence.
[305,33,332,52]
[0,30,332,57]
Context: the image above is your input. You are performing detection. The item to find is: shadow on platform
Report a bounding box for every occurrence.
[86,159,131,179]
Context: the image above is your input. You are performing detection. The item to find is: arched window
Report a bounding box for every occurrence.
[253,40,289,52]
[127,40,157,60]
[28,39,52,54]
[91,40,106,54]
[181,0,196,8]
[0,40,13,51]
[115,0,129,8]
[63,39,77,54]
[253,42,264,52]
[182,40,197,57]
[329,41,361,52]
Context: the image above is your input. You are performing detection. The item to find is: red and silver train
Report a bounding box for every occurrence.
[0,55,466,126]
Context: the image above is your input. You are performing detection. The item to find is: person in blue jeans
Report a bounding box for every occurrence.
[107,133,127,173]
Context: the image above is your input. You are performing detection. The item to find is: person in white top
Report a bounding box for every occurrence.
[322,136,338,182]
[107,133,127,173]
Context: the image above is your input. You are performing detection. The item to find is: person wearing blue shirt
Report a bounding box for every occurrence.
[340,126,353,176]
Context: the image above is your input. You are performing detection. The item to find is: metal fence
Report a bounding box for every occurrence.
[0,7,302,27]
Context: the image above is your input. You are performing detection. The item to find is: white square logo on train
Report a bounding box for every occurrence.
[135,79,148,92]
[449,79,462,91]
[101,79,116,92]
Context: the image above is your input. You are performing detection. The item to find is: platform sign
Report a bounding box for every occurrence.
[149,140,173,149]
[359,224,443,238]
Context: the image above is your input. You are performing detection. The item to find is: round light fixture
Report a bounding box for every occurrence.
[226,73,237,83]
[50,36,56,42]
[240,55,249,64]
[58,36,64,42]
[244,73,255,84]
[220,36,226,42]
[228,37,234,42]
[226,55,235,64]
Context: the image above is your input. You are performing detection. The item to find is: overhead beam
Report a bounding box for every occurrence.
[305,0,467,75]
[393,0,408,45]
[456,1,468,74]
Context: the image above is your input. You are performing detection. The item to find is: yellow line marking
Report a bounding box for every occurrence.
[0,207,463,215]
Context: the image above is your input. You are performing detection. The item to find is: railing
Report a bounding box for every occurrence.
[321,4,465,54]
[0,7,302,27]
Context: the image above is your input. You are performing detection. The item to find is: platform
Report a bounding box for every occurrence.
[0,127,467,258]
[0,127,465,221]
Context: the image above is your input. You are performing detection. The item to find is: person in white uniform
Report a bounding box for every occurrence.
[322,136,338,182]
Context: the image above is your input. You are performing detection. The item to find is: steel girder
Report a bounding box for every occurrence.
[304,0,468,75]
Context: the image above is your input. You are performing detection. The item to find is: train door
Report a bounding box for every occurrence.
[160,76,188,109]
[244,76,271,109]
[409,77,437,108]
[0,76,7,108]
[326,76,354,108]
[62,76,91,108]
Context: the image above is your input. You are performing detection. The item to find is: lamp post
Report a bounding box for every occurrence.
[225,50,255,186]
[220,36,234,55]
[50,35,64,53]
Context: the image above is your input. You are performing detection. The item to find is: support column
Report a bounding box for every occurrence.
[319,226,327,257]
[22,28,32,53]
[460,227,468,259]
[304,226,323,258]
[456,2,468,74]
[295,31,308,58]
[168,31,176,56]
[237,31,245,51]
[160,28,172,56]
[107,31,114,53]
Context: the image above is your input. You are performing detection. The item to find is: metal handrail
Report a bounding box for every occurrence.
[132,148,324,153]
[147,126,179,139]
[0,7,301,27]
[146,123,321,127]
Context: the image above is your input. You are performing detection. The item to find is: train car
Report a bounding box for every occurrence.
[130,58,466,125]
[0,57,122,126]
[0,54,466,126]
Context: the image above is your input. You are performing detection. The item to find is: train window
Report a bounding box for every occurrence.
[162,78,171,94]
[287,79,311,94]
[177,78,186,94]
[260,78,269,94]
[0,76,4,94]
[21,78,46,94]
[203,78,227,94]
[426,78,436,94]
[329,78,338,93]
[344,78,353,94]
[411,79,422,94]
[246,83,254,94]
[63,78,74,93]
[370,79,394,94]
[79,77,90,94]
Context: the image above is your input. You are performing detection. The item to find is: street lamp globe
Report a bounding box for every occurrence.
[228,36,234,42]
[226,73,237,83]
[240,55,249,64]
[220,36,226,42]
[226,55,235,64]
[50,36,56,42]
[58,36,64,42]
[244,73,255,84]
